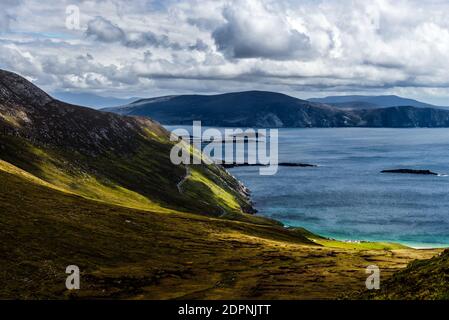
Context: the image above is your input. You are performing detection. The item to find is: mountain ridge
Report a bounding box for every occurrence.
[308,94,443,109]
[0,69,255,217]
[103,90,361,127]
[103,91,449,128]
[52,91,140,109]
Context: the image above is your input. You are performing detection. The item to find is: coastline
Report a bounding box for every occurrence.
[165,125,449,252]
[226,166,449,250]
[288,226,449,250]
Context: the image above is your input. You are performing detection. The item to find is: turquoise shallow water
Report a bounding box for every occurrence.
[167,126,449,248]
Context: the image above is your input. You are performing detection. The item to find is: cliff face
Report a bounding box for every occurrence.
[0,69,254,216]
[103,91,449,128]
[355,106,449,127]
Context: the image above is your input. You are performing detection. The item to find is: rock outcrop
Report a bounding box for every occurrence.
[381,169,438,175]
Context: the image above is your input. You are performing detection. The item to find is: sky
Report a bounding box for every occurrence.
[2,0,449,105]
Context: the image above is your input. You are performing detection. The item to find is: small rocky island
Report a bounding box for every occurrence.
[381,169,438,175]
[221,162,318,169]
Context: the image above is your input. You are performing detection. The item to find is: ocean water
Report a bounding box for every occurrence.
[167,126,449,248]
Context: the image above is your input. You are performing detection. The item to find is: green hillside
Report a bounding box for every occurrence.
[358,249,449,300]
[0,165,309,299]
[0,69,254,218]
[0,69,445,300]
[2,165,441,299]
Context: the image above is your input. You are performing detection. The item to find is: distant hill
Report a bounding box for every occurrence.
[319,101,383,110]
[103,91,449,128]
[102,91,361,127]
[357,106,449,127]
[52,91,140,109]
[308,95,443,110]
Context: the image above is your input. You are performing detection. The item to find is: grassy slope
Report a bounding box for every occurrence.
[0,164,441,299]
[313,239,407,251]
[357,250,449,300]
[0,131,249,217]
[1,70,445,299]
[0,68,254,219]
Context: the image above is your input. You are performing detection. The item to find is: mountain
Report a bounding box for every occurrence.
[318,101,383,110]
[102,91,361,127]
[1,69,444,299]
[308,95,442,110]
[0,69,254,216]
[52,91,140,109]
[103,91,449,128]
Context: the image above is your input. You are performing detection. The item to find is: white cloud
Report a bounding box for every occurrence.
[0,0,22,32]
[212,0,312,59]
[0,0,449,104]
[86,16,125,43]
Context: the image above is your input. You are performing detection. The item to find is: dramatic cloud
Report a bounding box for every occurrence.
[85,16,191,50]
[212,1,312,59]
[86,16,125,43]
[1,0,449,105]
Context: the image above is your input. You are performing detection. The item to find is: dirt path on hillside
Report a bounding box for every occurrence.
[177,166,190,193]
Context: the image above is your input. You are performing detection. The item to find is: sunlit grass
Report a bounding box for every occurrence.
[188,168,241,212]
[312,238,409,250]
